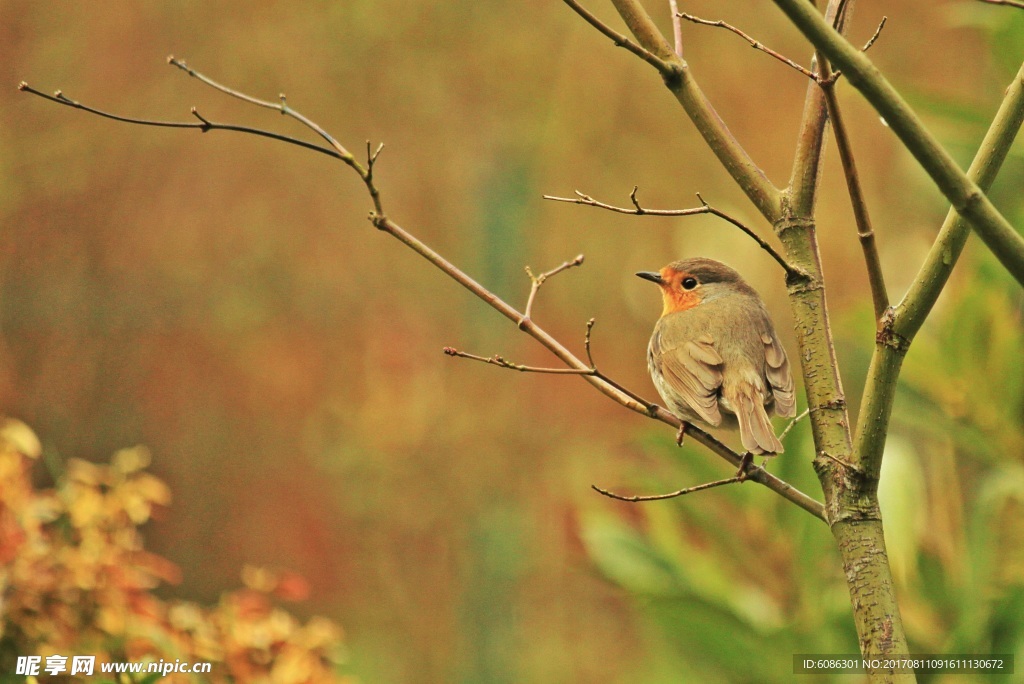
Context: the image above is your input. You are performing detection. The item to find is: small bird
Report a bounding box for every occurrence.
[637,257,796,457]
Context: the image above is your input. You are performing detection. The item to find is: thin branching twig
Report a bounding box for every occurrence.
[592,475,743,502]
[560,0,673,74]
[522,255,585,326]
[678,13,815,79]
[544,188,799,275]
[442,349,595,375]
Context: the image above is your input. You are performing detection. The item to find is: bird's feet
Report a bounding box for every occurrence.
[735,452,754,481]
[675,422,687,447]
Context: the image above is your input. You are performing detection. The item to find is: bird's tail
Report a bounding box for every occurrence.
[728,385,784,454]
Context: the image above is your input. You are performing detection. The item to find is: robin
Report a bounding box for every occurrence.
[637,258,796,459]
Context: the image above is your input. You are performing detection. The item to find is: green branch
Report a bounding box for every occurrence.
[773,0,1024,285]
[854,62,1024,483]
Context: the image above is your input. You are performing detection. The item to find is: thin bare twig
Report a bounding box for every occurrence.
[978,0,1024,9]
[560,0,673,74]
[678,13,815,79]
[592,475,743,502]
[17,83,342,159]
[668,0,683,57]
[165,57,386,214]
[20,61,827,522]
[167,56,355,163]
[522,254,585,326]
[777,407,811,442]
[584,318,597,368]
[861,16,887,52]
[543,188,799,276]
[815,58,889,319]
[442,348,595,375]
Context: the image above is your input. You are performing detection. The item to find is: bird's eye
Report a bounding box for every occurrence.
[681,277,698,290]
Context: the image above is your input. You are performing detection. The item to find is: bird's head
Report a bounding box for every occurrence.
[636,258,753,317]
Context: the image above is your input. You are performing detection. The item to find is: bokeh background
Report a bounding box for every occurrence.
[2,1,1023,682]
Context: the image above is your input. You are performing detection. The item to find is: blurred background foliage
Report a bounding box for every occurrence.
[0,1,1022,682]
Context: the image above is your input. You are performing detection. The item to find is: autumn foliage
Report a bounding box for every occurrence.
[0,419,352,683]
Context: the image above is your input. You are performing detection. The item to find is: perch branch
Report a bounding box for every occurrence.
[19,61,826,522]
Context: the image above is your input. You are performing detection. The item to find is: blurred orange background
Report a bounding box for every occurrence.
[2,1,1023,682]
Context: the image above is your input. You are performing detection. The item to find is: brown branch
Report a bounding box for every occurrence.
[584,318,597,368]
[560,0,673,74]
[861,16,887,52]
[442,348,595,375]
[167,57,353,163]
[777,407,811,443]
[668,0,683,57]
[678,13,815,80]
[19,60,827,523]
[593,475,743,502]
[522,254,585,326]
[818,75,889,320]
[17,83,342,160]
[979,0,1024,8]
[543,188,799,276]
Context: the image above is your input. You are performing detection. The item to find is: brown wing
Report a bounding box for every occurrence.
[761,332,796,417]
[650,323,724,426]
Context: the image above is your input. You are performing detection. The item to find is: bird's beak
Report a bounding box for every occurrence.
[635,271,664,285]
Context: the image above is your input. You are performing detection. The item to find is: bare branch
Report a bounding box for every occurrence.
[678,13,815,79]
[167,57,356,165]
[560,0,673,74]
[861,16,887,52]
[978,0,1024,8]
[592,475,743,502]
[668,0,683,57]
[16,83,341,160]
[442,348,595,375]
[818,76,889,319]
[584,318,597,369]
[544,188,799,276]
[522,254,585,326]
[777,407,811,443]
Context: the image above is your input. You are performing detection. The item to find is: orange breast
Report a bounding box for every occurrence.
[661,288,701,316]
